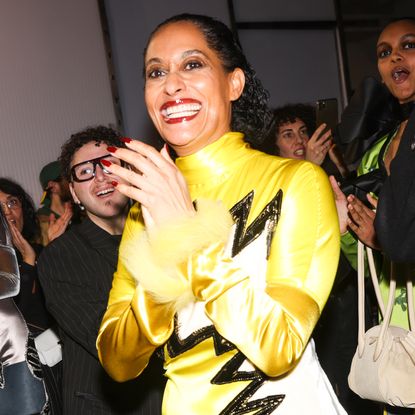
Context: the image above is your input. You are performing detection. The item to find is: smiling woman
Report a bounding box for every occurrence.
[97,13,345,415]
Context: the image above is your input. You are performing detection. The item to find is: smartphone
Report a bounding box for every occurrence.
[315,98,338,131]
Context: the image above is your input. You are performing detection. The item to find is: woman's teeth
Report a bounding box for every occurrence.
[163,103,201,119]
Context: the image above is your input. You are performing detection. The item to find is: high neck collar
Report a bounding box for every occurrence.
[175,132,249,187]
[401,101,415,120]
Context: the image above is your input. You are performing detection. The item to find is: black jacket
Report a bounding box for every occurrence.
[37,218,164,414]
[375,106,415,263]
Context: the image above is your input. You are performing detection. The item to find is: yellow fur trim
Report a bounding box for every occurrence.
[121,199,233,312]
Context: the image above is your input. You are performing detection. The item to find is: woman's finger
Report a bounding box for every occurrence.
[107,145,179,186]
[104,162,151,191]
[309,124,327,143]
[112,182,149,206]
[366,193,378,209]
[118,139,173,171]
[329,176,345,200]
[160,144,176,166]
[317,129,332,146]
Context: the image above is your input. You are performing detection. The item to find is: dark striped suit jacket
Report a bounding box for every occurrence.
[37,218,165,415]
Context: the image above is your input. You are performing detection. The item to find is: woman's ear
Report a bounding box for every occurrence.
[69,183,80,205]
[229,68,245,102]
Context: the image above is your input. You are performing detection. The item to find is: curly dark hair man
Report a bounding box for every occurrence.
[59,125,126,181]
[38,124,165,414]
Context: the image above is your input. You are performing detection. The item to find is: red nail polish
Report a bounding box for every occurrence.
[101,159,112,167]
[120,137,132,143]
[107,146,117,153]
[111,180,118,187]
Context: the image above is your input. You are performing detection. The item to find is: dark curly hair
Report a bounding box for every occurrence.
[59,125,126,181]
[0,178,40,243]
[143,13,273,145]
[261,103,316,155]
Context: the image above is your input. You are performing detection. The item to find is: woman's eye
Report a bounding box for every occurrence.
[185,60,203,70]
[403,42,415,50]
[147,68,165,79]
[378,48,391,58]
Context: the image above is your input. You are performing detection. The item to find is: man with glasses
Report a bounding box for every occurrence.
[37,126,164,415]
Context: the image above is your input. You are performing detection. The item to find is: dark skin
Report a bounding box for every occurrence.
[331,18,415,249]
[330,119,408,249]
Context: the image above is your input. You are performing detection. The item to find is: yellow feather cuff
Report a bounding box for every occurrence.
[121,199,234,312]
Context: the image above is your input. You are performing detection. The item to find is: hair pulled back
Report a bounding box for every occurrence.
[143,13,273,145]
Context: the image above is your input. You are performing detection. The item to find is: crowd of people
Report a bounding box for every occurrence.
[0,12,414,415]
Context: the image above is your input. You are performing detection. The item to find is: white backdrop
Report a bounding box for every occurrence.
[0,0,116,205]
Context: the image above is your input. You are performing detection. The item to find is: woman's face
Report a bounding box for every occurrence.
[0,191,24,233]
[144,21,244,156]
[275,118,309,159]
[377,19,415,103]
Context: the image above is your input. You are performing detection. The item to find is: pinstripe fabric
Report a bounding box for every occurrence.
[37,218,164,415]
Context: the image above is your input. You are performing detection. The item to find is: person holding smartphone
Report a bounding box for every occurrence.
[262,103,349,178]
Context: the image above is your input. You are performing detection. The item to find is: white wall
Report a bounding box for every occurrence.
[238,29,341,108]
[233,0,342,108]
[0,0,116,205]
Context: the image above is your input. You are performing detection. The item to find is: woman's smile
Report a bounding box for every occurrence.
[160,98,202,124]
[144,21,244,156]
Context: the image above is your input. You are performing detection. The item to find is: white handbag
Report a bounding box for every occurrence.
[348,241,415,408]
[34,327,62,367]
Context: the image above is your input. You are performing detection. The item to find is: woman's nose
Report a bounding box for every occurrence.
[294,133,304,144]
[164,71,185,96]
[391,49,403,63]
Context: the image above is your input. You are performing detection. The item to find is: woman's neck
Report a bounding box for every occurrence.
[384,120,408,175]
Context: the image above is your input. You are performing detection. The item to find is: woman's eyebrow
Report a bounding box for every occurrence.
[280,127,294,134]
[145,50,208,68]
[181,49,207,59]
[145,57,162,67]
[377,33,415,49]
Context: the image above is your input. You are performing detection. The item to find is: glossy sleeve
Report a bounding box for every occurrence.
[198,163,340,376]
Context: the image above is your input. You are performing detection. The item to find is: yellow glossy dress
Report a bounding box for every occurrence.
[97,133,345,414]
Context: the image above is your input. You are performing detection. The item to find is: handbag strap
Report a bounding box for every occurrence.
[366,247,386,317]
[357,241,415,359]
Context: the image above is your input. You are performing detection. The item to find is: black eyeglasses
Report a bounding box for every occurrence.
[0,197,21,211]
[71,154,123,183]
